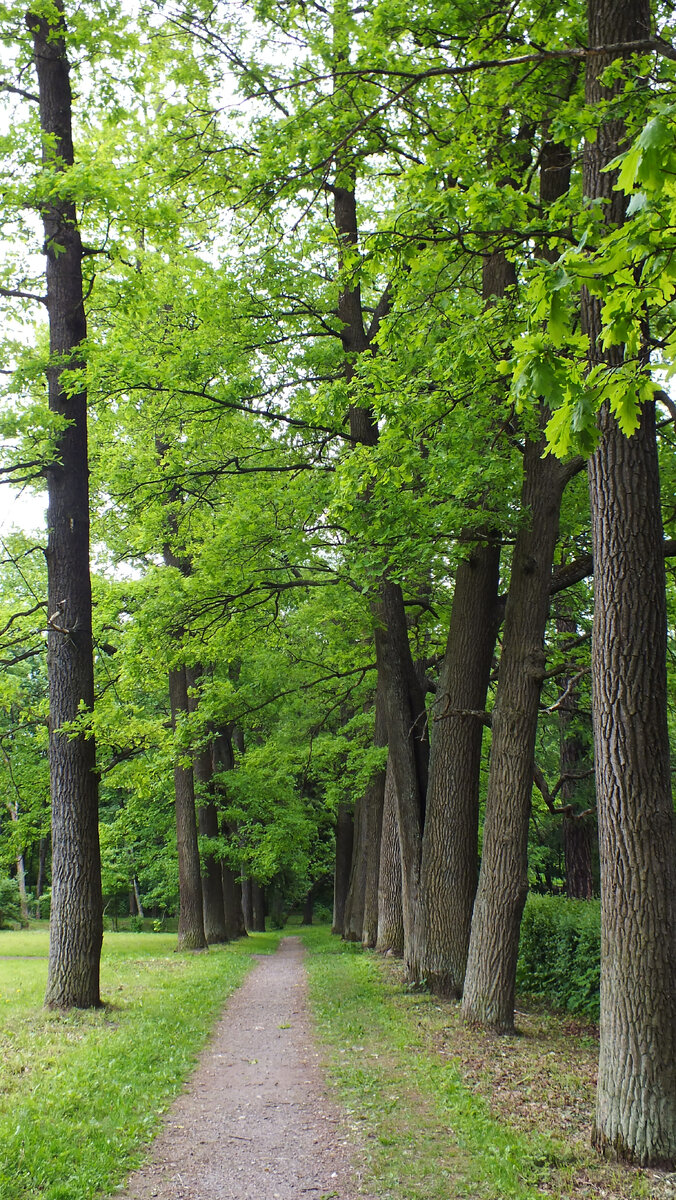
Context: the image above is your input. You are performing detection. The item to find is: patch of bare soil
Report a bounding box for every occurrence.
[114,937,372,1200]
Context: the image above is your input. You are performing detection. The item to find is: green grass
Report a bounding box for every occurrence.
[301,927,569,1200]
[0,926,282,1200]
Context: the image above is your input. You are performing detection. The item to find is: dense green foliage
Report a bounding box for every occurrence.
[517,896,601,1019]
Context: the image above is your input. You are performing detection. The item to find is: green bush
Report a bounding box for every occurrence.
[0,876,21,929]
[517,895,600,1019]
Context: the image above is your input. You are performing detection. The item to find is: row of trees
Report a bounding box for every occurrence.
[0,0,674,1168]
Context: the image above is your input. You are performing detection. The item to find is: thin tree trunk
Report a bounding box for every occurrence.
[582,0,676,1164]
[133,878,144,919]
[361,756,386,948]
[376,758,404,955]
[462,431,571,1031]
[36,836,48,919]
[413,540,500,994]
[28,2,102,1010]
[332,801,354,934]
[168,665,207,951]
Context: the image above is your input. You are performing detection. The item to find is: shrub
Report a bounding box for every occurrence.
[517,894,600,1019]
[0,876,21,929]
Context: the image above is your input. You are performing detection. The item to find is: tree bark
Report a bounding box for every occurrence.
[343,684,387,943]
[186,669,228,945]
[581,0,676,1165]
[361,755,386,948]
[251,881,266,931]
[413,540,500,994]
[36,836,48,918]
[212,731,247,938]
[372,582,428,975]
[332,167,427,967]
[332,801,354,934]
[376,758,404,955]
[462,431,570,1031]
[556,601,595,900]
[222,861,247,938]
[241,876,253,932]
[251,881,266,932]
[168,665,207,951]
[28,2,103,1009]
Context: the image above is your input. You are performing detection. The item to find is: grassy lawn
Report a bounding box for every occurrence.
[0,926,281,1200]
[301,928,671,1200]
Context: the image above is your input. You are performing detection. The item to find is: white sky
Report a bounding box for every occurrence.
[0,486,47,535]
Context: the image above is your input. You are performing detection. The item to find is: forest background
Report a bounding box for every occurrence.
[0,0,674,1173]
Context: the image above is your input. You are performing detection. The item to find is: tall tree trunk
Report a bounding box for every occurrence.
[345,686,389,945]
[462,431,571,1031]
[413,540,500,994]
[343,685,387,943]
[212,732,247,938]
[28,2,102,1009]
[251,881,266,932]
[222,861,247,938]
[556,600,595,900]
[241,876,253,932]
[361,756,386,948]
[332,171,427,967]
[186,669,228,945]
[332,801,354,934]
[376,759,404,955]
[373,582,428,975]
[168,665,207,951]
[342,792,366,940]
[582,1,676,1164]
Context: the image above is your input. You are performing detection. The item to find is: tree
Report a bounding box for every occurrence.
[27,0,103,1008]
[580,0,676,1165]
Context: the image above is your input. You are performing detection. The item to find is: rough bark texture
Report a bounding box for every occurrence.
[462,432,569,1031]
[168,665,207,952]
[582,0,676,1166]
[332,801,354,935]
[373,582,428,975]
[30,3,103,1010]
[332,170,424,965]
[556,603,595,900]
[361,756,386,948]
[413,541,500,995]
[343,686,387,944]
[376,759,404,955]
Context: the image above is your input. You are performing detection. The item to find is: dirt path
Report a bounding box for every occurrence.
[114,937,371,1200]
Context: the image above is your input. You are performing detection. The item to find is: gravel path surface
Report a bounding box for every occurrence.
[114,936,371,1200]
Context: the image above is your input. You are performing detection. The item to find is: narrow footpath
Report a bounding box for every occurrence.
[114,937,371,1200]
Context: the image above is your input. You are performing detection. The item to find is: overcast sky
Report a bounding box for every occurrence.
[0,486,46,535]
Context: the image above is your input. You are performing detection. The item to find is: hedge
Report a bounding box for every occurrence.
[516,894,600,1019]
